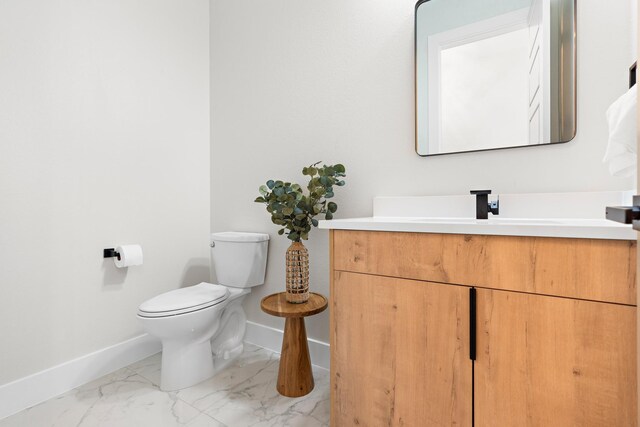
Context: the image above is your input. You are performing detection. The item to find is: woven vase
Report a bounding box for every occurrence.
[285,241,309,303]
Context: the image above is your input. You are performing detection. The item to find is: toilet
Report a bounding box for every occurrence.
[137,231,269,391]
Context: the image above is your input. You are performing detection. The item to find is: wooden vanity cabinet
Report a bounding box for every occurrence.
[332,271,472,426]
[474,289,636,426]
[329,230,637,427]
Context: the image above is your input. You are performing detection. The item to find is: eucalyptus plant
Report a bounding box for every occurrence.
[254,162,346,242]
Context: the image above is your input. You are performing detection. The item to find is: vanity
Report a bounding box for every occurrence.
[319,192,637,426]
[317,0,639,422]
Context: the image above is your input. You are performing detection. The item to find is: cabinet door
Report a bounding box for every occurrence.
[475,289,637,426]
[331,271,472,426]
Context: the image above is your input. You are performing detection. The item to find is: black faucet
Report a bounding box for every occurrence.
[470,190,500,220]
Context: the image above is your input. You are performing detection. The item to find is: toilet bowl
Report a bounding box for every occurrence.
[137,231,269,391]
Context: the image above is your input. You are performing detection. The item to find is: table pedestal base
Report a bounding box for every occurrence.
[277,317,314,397]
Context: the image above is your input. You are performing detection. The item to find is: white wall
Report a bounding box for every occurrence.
[211,0,636,346]
[0,0,210,385]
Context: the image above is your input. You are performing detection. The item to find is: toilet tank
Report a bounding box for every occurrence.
[210,232,269,288]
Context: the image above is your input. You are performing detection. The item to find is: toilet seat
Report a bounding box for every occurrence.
[138,282,229,318]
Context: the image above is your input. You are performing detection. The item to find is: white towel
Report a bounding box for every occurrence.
[603,85,637,177]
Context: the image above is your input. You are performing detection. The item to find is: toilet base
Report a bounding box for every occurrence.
[158,297,249,391]
[142,289,251,391]
[160,340,215,391]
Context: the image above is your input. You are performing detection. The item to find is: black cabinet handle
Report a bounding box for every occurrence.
[469,288,476,361]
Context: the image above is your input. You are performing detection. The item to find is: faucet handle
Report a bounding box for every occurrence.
[489,196,500,215]
[470,189,492,195]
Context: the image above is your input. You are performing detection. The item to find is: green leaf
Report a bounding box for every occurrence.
[257,163,345,239]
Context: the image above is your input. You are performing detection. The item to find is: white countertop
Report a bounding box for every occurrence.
[318,216,635,240]
[317,191,637,240]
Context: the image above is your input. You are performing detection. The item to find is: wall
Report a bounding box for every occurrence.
[211,0,636,346]
[0,0,210,385]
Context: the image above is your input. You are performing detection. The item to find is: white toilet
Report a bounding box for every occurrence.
[137,231,269,391]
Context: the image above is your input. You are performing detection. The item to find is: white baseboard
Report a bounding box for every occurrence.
[0,334,161,421]
[245,321,330,371]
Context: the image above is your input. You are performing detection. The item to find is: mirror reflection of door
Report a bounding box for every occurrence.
[528,0,551,146]
[415,0,576,156]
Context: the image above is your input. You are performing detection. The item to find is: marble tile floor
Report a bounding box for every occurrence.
[0,344,329,427]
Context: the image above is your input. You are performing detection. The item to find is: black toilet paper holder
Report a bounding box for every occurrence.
[103,248,121,260]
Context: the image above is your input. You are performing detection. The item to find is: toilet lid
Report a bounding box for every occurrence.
[138,282,229,316]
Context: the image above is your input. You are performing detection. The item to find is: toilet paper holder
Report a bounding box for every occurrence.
[103,248,121,260]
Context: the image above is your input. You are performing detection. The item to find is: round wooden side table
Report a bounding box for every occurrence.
[260,292,328,397]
